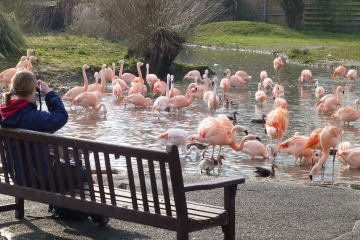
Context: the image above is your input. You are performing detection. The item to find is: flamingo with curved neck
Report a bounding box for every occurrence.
[331,99,360,125]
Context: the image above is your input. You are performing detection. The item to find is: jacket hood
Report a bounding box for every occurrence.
[0,99,32,121]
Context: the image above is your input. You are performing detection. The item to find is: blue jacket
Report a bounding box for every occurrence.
[0,91,68,187]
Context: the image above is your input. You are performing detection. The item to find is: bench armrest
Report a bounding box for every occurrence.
[183,176,245,192]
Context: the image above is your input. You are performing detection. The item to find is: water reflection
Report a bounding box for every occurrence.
[49,46,360,183]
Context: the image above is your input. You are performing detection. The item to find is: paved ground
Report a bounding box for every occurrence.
[1,175,360,240]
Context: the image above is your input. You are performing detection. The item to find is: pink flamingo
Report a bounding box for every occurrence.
[158,129,200,157]
[278,134,316,165]
[273,56,284,82]
[255,82,267,104]
[231,134,276,159]
[336,141,353,164]
[273,97,288,109]
[0,56,37,86]
[330,99,360,125]
[220,69,231,94]
[336,149,360,169]
[272,83,284,99]
[118,60,136,85]
[235,70,252,81]
[16,49,35,68]
[315,81,325,98]
[346,69,357,84]
[123,93,152,108]
[298,69,312,84]
[303,128,324,166]
[167,88,197,113]
[208,77,220,113]
[111,63,129,91]
[332,66,347,79]
[98,64,113,83]
[260,71,268,81]
[182,70,203,82]
[265,107,289,144]
[263,77,273,90]
[88,64,106,94]
[309,125,342,182]
[317,97,341,114]
[62,64,90,102]
[129,62,147,95]
[70,92,107,115]
[315,86,343,107]
[169,75,182,98]
[229,74,248,88]
[152,79,167,96]
[152,74,170,119]
[112,81,122,99]
[145,63,160,92]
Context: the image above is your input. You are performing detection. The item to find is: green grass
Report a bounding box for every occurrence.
[189,21,360,66]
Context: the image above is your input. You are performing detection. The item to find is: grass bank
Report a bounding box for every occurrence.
[188,21,360,68]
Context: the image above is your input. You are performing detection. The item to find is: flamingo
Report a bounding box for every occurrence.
[166,87,197,113]
[61,64,90,102]
[229,74,248,88]
[255,82,267,104]
[203,77,215,104]
[158,129,200,157]
[273,56,284,82]
[315,86,344,107]
[182,70,203,82]
[208,77,220,113]
[336,141,353,164]
[315,81,325,98]
[185,76,204,100]
[123,93,152,108]
[309,125,342,182]
[263,77,273,90]
[98,64,113,83]
[235,70,252,81]
[265,107,289,149]
[189,123,248,161]
[220,69,231,94]
[145,63,160,92]
[118,60,136,85]
[200,155,226,175]
[332,66,347,79]
[278,134,316,165]
[298,69,312,84]
[330,99,360,125]
[111,63,129,91]
[317,97,341,114]
[272,83,284,99]
[0,56,37,86]
[88,64,106,94]
[70,92,107,114]
[16,49,35,68]
[273,97,288,109]
[153,79,167,96]
[303,128,324,166]
[260,71,268,81]
[129,62,147,95]
[346,69,357,84]
[152,74,170,119]
[336,149,360,169]
[231,134,276,159]
[112,81,122,99]
[169,75,182,98]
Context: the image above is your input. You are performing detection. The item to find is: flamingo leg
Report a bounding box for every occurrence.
[332,148,336,183]
[202,145,210,158]
[76,107,84,115]
[321,164,325,182]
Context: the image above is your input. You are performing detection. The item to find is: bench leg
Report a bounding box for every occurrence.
[15,197,24,219]
[177,229,189,240]
[222,185,237,240]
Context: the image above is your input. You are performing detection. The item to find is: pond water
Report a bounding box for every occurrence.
[46,46,360,183]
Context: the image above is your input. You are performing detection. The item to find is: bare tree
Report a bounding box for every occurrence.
[98,0,221,76]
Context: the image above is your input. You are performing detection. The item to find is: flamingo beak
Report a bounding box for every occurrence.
[309,174,313,181]
[244,130,248,135]
[256,136,261,141]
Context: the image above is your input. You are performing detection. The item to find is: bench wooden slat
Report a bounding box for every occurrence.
[14,139,28,187]
[63,147,76,197]
[82,150,95,201]
[0,138,10,184]
[93,151,106,204]
[159,161,172,217]
[24,141,37,189]
[33,142,47,191]
[73,147,86,200]
[137,157,149,212]
[148,159,161,214]
[5,137,18,185]
[44,144,56,193]
[126,155,138,210]
[104,153,116,205]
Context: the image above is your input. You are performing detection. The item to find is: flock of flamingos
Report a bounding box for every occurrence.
[1,49,360,182]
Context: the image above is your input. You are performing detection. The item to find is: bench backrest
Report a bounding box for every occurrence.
[0,127,188,227]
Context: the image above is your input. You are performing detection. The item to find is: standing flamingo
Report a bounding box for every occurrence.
[273,56,284,82]
[260,71,268,81]
[88,64,106,93]
[309,125,342,182]
[166,87,197,113]
[123,93,152,108]
[231,134,276,159]
[61,64,90,102]
[158,129,200,157]
[112,81,122,99]
[346,69,357,84]
[272,83,284,99]
[153,79,167,96]
[332,66,347,79]
[98,64,113,83]
[315,86,343,107]
[263,77,273,90]
[303,128,324,166]
[317,96,341,114]
[336,141,353,164]
[315,81,325,98]
[255,82,267,104]
[152,74,170,119]
[70,92,107,115]
[145,63,160,92]
[278,134,316,165]
[16,49,35,68]
[220,69,231,94]
[273,97,288,109]
[208,77,220,113]
[336,149,360,169]
[129,62,147,95]
[298,69,312,85]
[182,70,203,82]
[235,70,252,81]
[169,75,182,98]
[118,60,136,85]
[330,99,360,125]
[229,74,248,89]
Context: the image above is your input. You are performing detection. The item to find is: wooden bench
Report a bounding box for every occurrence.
[0,127,245,239]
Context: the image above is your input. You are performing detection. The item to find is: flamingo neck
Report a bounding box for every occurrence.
[100,70,106,93]
[119,62,123,78]
[165,77,170,98]
[82,67,88,90]
[137,64,143,85]
[231,135,251,151]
